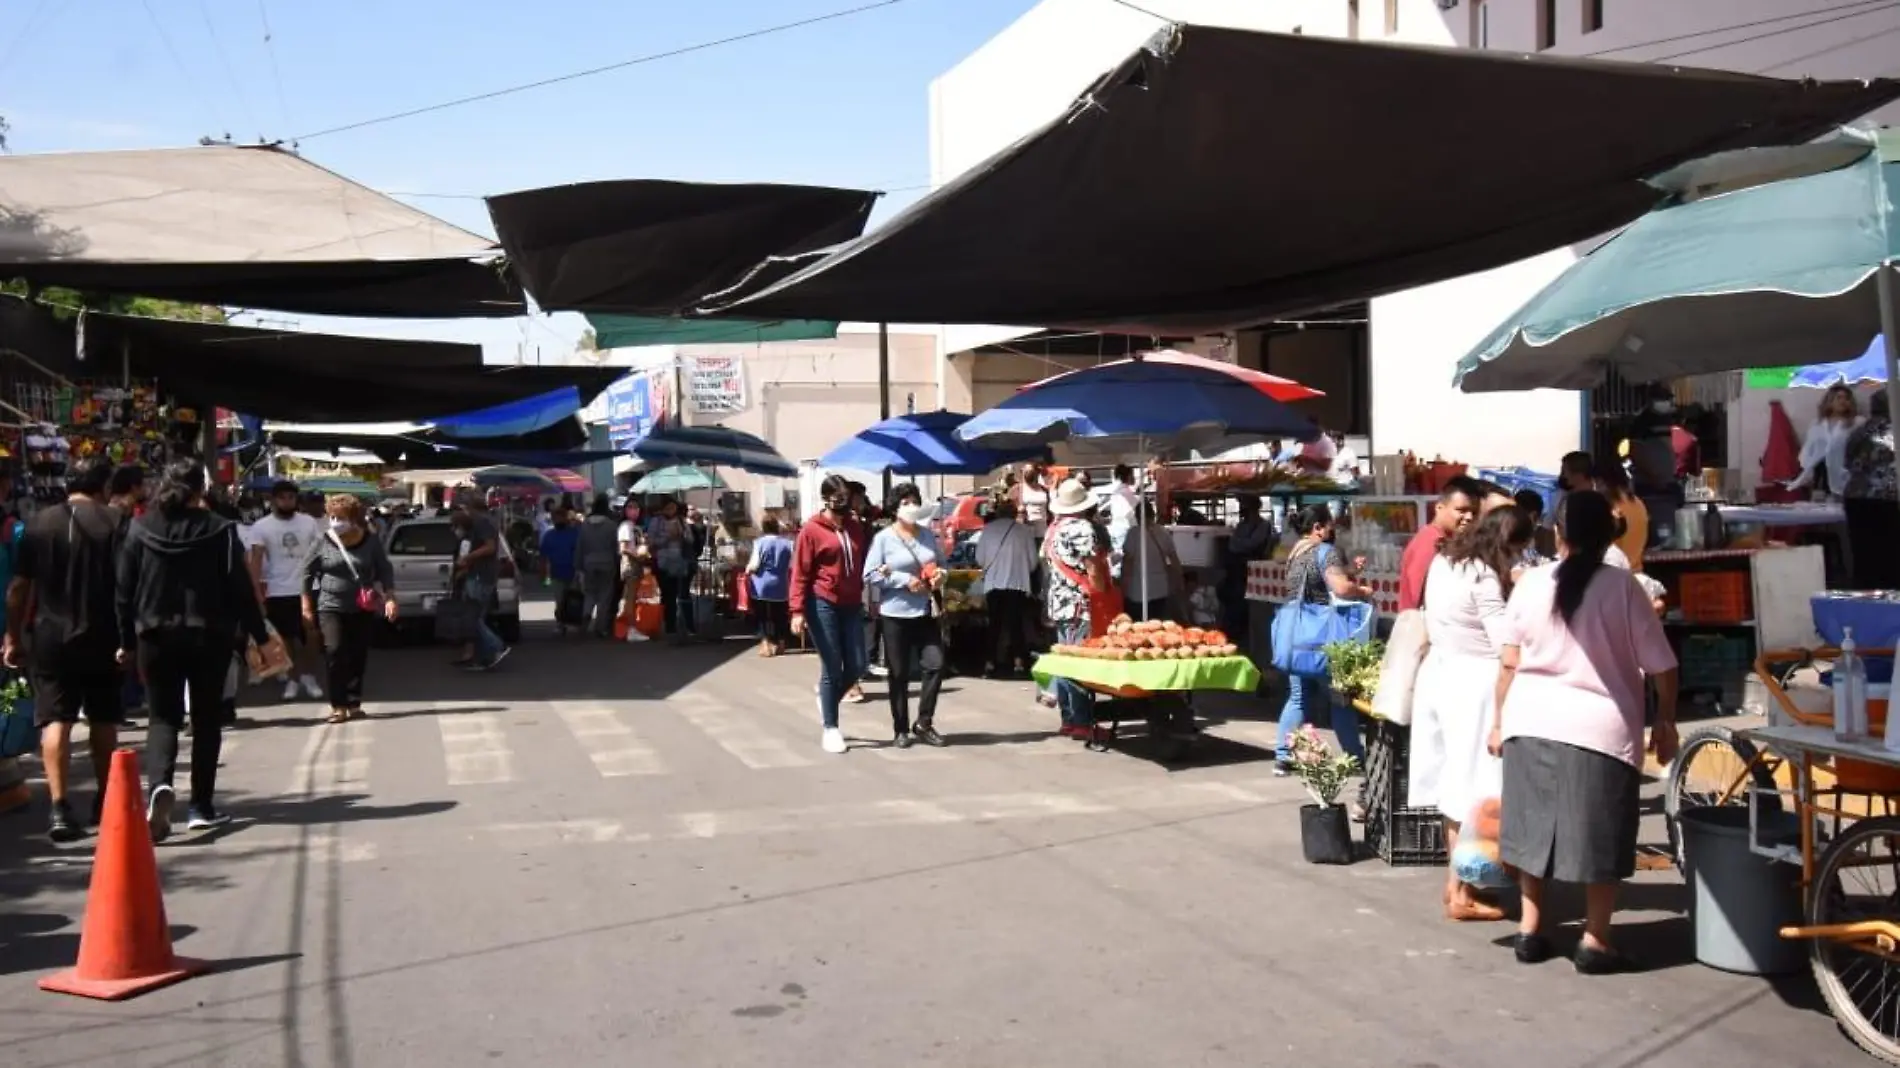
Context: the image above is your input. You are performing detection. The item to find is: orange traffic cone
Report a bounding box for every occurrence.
[39,749,208,1000]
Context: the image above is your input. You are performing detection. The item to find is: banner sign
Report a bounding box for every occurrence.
[687,354,747,414]
[605,370,669,448]
[1744,366,1798,390]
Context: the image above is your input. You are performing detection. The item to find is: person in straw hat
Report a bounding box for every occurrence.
[1040,478,1115,742]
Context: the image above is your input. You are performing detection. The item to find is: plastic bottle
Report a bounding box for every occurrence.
[1836,627,1869,743]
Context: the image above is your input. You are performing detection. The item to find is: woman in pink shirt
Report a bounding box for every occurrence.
[1488,490,1679,973]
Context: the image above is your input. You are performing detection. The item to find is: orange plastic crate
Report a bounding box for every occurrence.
[1678,570,1750,624]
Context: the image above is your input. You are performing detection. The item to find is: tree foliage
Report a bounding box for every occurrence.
[0,279,227,323]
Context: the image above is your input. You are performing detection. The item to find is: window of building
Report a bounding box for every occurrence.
[1583,0,1604,33]
[1385,0,1398,35]
[1538,0,1558,50]
[1471,0,1489,48]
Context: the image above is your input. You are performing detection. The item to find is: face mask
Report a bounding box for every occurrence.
[825,496,849,513]
[330,519,356,535]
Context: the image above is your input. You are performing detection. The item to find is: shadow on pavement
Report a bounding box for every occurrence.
[221,793,456,828]
[0,922,196,976]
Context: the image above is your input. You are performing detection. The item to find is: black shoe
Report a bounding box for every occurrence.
[1573,944,1637,975]
[892,731,913,749]
[1273,759,1294,777]
[48,800,82,843]
[89,793,106,828]
[912,723,947,747]
[1513,933,1553,965]
[147,784,175,843]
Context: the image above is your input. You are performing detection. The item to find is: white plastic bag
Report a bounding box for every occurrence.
[1369,608,1429,726]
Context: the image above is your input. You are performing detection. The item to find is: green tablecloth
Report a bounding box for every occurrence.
[1031,653,1261,694]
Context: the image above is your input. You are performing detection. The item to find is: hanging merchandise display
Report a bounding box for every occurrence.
[3,369,178,503]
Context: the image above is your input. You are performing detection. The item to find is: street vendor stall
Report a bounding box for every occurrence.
[1032,618,1258,762]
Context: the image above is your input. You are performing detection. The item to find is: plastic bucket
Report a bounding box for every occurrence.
[1679,806,1806,976]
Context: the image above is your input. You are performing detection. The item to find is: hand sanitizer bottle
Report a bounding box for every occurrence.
[1836,627,1868,743]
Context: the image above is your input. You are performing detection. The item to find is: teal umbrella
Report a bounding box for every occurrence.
[630,465,726,494]
[1454,127,1899,400]
[300,476,381,498]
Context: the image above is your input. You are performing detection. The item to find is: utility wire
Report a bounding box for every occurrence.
[197,0,261,138]
[1756,22,1900,74]
[256,0,295,133]
[291,0,918,142]
[1098,0,1169,21]
[0,0,57,76]
[1646,1,1900,63]
[141,0,226,136]
[1579,0,1897,58]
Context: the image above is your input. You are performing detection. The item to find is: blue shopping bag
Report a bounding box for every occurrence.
[1270,597,1375,679]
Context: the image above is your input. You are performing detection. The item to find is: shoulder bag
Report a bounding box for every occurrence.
[1269,543,1374,679]
[328,532,385,613]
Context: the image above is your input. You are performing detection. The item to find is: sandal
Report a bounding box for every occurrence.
[326,708,349,725]
[347,707,367,720]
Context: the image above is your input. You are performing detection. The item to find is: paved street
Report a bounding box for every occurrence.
[0,600,1847,1067]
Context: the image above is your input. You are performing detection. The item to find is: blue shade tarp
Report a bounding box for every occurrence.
[821,410,1045,475]
[956,357,1319,455]
[631,423,795,477]
[1791,336,1889,389]
[430,388,584,438]
[588,314,839,349]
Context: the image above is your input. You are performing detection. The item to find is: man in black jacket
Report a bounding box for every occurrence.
[117,461,269,840]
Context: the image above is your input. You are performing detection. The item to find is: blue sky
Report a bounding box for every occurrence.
[0,0,1039,358]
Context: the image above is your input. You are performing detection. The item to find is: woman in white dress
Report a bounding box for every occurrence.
[1411,504,1534,922]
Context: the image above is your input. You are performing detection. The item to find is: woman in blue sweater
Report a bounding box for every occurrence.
[862,496,948,748]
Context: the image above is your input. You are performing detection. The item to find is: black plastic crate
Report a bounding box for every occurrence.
[1360,718,1448,867]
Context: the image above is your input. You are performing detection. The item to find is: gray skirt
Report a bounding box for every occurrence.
[1499,736,1640,884]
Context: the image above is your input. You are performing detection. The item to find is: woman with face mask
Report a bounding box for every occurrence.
[791,474,872,754]
[302,495,398,725]
[863,490,948,748]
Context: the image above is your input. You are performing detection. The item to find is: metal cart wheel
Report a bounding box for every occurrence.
[1664,724,1782,872]
[1808,815,1900,1065]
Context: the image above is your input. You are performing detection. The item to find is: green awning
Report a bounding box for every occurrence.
[588,314,839,349]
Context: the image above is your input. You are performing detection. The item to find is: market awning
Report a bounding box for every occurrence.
[587,314,839,349]
[485,179,877,315]
[0,295,619,423]
[262,418,606,466]
[705,24,1900,332]
[0,144,523,317]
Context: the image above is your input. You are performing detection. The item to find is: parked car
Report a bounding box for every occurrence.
[385,517,523,643]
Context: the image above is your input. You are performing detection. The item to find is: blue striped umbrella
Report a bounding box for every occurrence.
[630,423,796,477]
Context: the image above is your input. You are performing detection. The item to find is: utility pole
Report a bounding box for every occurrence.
[878,322,892,502]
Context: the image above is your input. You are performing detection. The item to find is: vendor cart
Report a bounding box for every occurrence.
[1662,590,1900,1063]
[1031,653,1261,763]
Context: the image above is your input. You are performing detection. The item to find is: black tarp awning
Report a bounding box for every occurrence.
[0,145,524,318]
[266,420,600,465]
[707,25,1900,332]
[485,180,877,315]
[0,295,620,423]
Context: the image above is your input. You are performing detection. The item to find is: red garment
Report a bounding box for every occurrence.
[789,511,869,615]
[1758,400,1803,484]
[1671,425,1701,477]
[1397,525,1447,612]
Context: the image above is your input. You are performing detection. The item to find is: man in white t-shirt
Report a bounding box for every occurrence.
[248,480,325,701]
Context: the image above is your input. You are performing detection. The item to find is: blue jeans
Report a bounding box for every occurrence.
[808,599,866,730]
[1050,619,1096,728]
[1275,673,1364,765]
[463,575,507,663]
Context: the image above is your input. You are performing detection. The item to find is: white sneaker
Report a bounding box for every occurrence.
[281,680,301,702]
[300,675,324,700]
[821,727,848,755]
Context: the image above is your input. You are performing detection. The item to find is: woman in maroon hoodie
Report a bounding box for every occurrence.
[791,474,872,754]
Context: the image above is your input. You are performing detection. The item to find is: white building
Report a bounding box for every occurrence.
[929,0,1900,483]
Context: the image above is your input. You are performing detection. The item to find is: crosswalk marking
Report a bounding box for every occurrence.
[281,722,370,797]
[439,713,516,785]
[672,694,815,769]
[555,706,666,777]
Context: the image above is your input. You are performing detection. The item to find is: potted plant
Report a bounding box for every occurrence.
[0,678,34,759]
[1287,725,1359,865]
[1323,638,1384,710]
